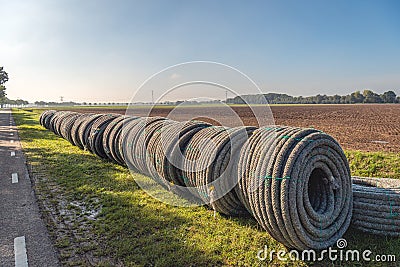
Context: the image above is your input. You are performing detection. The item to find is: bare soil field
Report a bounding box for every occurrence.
[271,104,399,153]
[65,104,400,153]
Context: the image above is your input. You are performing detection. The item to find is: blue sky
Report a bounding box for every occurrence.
[0,0,399,102]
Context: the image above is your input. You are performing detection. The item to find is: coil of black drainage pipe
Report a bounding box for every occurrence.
[52,111,68,134]
[88,114,121,159]
[205,126,255,216]
[145,120,208,188]
[71,113,94,148]
[62,113,83,143]
[152,121,213,202]
[131,118,171,176]
[236,126,353,250]
[351,176,400,237]
[48,110,64,135]
[45,111,57,132]
[39,110,47,127]
[39,110,47,128]
[119,117,146,168]
[78,114,103,151]
[46,112,57,130]
[167,122,212,187]
[70,113,94,148]
[182,126,230,207]
[145,120,204,188]
[110,117,141,166]
[145,121,182,188]
[118,117,146,167]
[122,117,165,174]
[40,110,54,130]
[59,113,81,141]
[48,110,62,134]
[102,115,129,163]
[53,111,76,136]
[47,111,57,129]
[144,119,177,177]
[183,126,227,187]
[40,110,56,129]
[88,113,120,157]
[181,126,256,216]
[58,112,78,136]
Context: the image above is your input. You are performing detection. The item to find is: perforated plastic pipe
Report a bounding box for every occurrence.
[351,176,400,237]
[236,126,353,250]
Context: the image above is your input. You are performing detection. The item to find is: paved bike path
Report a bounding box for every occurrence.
[0,109,59,267]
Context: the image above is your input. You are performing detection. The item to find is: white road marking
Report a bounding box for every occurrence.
[11,140,14,143]
[12,173,19,183]
[14,236,29,267]
[11,151,16,157]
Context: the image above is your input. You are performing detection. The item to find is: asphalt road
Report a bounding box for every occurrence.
[0,109,59,267]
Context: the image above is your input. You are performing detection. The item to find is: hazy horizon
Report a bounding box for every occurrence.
[1,0,399,103]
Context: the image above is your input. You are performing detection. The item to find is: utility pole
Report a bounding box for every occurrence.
[151,90,154,104]
[60,96,64,103]
[225,90,228,103]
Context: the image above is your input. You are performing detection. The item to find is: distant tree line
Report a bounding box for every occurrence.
[34,101,80,106]
[34,101,131,106]
[227,90,399,104]
[31,90,400,106]
[4,99,29,106]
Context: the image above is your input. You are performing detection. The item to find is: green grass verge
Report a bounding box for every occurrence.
[13,109,400,266]
[345,151,400,179]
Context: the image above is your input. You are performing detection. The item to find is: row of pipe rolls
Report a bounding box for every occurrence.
[40,110,353,250]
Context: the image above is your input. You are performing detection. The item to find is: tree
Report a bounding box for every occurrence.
[0,66,8,85]
[351,91,364,103]
[343,95,349,103]
[381,91,397,103]
[0,66,8,108]
[363,89,382,103]
[15,99,28,106]
[332,94,341,104]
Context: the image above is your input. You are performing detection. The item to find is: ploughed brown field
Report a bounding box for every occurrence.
[69,104,400,153]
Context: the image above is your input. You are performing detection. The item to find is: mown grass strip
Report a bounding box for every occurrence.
[345,150,400,179]
[13,109,400,266]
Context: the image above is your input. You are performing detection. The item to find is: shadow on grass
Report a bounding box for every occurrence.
[28,147,230,265]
